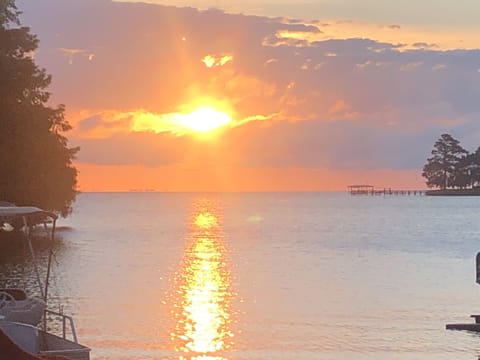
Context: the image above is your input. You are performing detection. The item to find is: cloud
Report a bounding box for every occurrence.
[383,24,401,30]
[432,64,447,71]
[72,104,277,141]
[59,48,95,64]
[400,61,423,72]
[73,112,452,171]
[202,54,233,68]
[262,17,480,50]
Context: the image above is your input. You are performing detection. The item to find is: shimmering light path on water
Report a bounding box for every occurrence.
[2,192,480,359]
[170,199,234,359]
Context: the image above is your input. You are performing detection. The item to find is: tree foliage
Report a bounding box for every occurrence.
[468,147,480,187]
[422,134,480,189]
[0,0,78,216]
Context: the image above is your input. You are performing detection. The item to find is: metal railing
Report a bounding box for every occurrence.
[44,308,78,343]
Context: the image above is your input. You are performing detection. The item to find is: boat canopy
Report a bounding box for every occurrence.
[0,205,58,301]
[0,206,57,222]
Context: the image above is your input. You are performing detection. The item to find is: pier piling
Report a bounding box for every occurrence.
[348,185,424,196]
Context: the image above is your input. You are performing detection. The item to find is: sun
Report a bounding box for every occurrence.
[178,107,231,133]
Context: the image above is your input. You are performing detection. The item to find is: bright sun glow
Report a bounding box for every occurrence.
[179,107,231,133]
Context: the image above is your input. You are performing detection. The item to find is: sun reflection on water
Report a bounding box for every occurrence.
[171,200,233,359]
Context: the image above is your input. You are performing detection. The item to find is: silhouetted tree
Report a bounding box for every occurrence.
[422,134,468,189]
[470,147,480,187]
[0,0,78,216]
[453,154,473,189]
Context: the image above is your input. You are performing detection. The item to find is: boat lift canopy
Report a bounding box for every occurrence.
[0,206,57,224]
[0,205,58,302]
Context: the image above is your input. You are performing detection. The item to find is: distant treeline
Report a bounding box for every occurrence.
[422,134,480,190]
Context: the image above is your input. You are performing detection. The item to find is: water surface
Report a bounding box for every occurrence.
[2,192,480,359]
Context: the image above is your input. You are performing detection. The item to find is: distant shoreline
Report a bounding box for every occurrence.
[425,189,480,196]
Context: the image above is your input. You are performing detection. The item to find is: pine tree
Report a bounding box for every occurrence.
[422,134,468,189]
[470,147,480,187]
[0,0,78,216]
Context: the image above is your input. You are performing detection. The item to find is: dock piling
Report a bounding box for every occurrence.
[348,185,424,196]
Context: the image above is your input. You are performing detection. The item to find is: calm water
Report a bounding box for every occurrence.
[2,192,480,359]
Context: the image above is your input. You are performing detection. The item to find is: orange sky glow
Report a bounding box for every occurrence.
[77,163,423,192]
[18,0,480,192]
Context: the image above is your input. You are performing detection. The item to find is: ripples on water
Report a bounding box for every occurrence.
[170,199,234,358]
[2,192,480,359]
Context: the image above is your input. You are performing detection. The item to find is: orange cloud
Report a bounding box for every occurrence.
[202,54,234,68]
[71,105,276,140]
[328,99,361,121]
[270,19,480,50]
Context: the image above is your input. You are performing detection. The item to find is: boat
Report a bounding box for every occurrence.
[0,204,90,359]
[0,205,54,326]
[0,205,57,326]
[0,317,90,360]
[0,288,45,325]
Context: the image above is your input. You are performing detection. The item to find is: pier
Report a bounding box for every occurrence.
[348,185,424,196]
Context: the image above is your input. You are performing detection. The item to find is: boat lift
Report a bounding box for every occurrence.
[445,252,480,332]
[0,205,90,359]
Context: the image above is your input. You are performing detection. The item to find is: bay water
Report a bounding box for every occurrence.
[2,192,480,359]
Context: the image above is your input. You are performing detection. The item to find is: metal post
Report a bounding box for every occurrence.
[24,216,44,299]
[63,315,66,339]
[44,218,57,303]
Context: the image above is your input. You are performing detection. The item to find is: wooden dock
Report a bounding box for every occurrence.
[348,185,424,196]
[446,315,480,332]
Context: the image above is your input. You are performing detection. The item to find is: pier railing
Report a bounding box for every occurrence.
[348,186,424,196]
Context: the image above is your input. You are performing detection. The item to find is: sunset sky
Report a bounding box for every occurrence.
[17,0,480,191]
